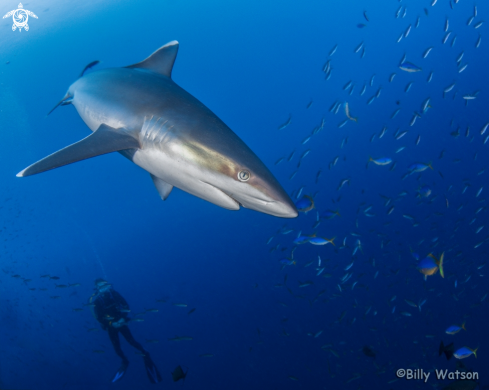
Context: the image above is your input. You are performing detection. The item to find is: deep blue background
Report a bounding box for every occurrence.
[0,0,487,389]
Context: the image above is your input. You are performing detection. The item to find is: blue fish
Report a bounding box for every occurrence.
[418,185,432,198]
[309,237,335,246]
[321,209,341,219]
[408,162,433,173]
[279,258,296,266]
[445,322,466,335]
[357,23,367,28]
[399,61,422,72]
[453,346,478,359]
[295,195,315,213]
[369,157,392,166]
[417,253,444,280]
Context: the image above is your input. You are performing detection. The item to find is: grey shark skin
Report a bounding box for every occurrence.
[17,41,298,218]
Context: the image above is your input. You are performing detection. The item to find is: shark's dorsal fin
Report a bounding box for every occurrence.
[17,124,141,177]
[126,41,179,78]
[150,174,173,200]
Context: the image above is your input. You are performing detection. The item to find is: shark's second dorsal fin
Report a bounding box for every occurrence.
[125,41,179,78]
[17,124,141,177]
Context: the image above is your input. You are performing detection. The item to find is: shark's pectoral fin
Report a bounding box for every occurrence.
[125,41,179,78]
[150,174,173,201]
[17,124,141,177]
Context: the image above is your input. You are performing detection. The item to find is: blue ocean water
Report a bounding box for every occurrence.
[0,0,487,389]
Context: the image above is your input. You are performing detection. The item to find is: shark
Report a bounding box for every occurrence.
[17,41,298,218]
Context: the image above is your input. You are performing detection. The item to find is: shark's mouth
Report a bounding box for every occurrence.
[198,180,240,210]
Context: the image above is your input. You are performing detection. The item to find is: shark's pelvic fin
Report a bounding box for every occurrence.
[17,124,141,177]
[47,93,73,116]
[150,174,173,200]
[125,40,179,78]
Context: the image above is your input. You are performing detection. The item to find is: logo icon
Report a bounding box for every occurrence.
[3,3,37,32]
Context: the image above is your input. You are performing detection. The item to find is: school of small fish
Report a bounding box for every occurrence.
[270,0,485,384]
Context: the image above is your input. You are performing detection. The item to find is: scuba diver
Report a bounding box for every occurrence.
[90,278,162,384]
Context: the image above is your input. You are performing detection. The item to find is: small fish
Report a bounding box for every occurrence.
[173,303,188,307]
[476,35,482,48]
[345,102,358,122]
[321,209,341,219]
[171,365,188,383]
[354,41,364,53]
[439,341,455,360]
[444,82,456,93]
[422,47,433,58]
[404,25,412,38]
[309,237,335,246]
[453,347,478,360]
[446,323,466,335]
[480,123,489,135]
[278,116,292,130]
[396,131,408,140]
[418,185,431,198]
[279,258,296,266]
[404,299,417,308]
[442,31,452,44]
[337,178,350,191]
[417,253,445,280]
[368,157,392,166]
[409,162,433,173]
[295,195,315,213]
[399,62,422,72]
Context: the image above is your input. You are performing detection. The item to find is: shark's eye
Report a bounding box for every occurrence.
[238,170,250,182]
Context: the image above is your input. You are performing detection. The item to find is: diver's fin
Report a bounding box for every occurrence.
[111,360,129,383]
[126,41,179,78]
[150,174,173,200]
[143,354,162,384]
[17,124,141,177]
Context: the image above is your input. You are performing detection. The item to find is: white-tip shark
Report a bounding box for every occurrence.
[17,41,298,218]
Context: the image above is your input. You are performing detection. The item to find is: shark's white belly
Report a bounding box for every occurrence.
[132,147,240,210]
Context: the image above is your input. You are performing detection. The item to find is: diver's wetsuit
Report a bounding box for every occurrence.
[92,289,146,362]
